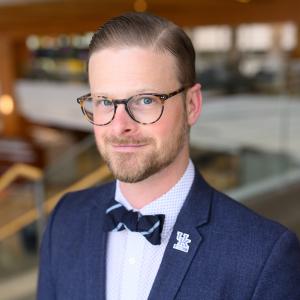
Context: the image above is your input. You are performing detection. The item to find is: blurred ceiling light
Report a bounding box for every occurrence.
[134,0,147,12]
[26,35,40,50]
[237,24,272,51]
[236,0,251,3]
[193,26,232,52]
[0,94,15,115]
[281,22,297,51]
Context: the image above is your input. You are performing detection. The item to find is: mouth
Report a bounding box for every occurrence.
[111,143,147,152]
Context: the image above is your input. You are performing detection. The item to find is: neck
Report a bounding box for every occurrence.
[119,147,190,209]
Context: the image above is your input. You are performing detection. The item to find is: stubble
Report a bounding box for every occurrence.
[97,113,189,183]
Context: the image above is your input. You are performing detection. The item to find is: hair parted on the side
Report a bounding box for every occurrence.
[88,12,195,86]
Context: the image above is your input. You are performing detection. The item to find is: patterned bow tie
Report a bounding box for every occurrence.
[104,200,165,245]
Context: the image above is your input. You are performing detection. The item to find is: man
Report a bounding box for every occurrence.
[37,12,300,300]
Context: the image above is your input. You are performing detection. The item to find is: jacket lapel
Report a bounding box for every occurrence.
[85,182,116,300]
[148,171,213,300]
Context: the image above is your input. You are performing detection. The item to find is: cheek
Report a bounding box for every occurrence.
[150,111,183,144]
[160,103,186,130]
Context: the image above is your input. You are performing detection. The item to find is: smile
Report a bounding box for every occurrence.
[111,144,147,152]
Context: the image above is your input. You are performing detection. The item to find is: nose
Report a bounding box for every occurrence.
[111,103,138,135]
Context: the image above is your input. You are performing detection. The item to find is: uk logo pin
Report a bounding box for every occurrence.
[173,231,191,253]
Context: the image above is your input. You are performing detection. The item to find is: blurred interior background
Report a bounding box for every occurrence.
[0,0,300,299]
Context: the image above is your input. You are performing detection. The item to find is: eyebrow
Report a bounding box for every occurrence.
[91,88,162,97]
[135,88,161,93]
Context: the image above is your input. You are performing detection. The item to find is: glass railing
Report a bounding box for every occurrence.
[190,91,300,236]
[0,134,112,242]
[43,134,106,198]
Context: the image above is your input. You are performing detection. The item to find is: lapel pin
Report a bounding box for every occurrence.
[173,231,191,253]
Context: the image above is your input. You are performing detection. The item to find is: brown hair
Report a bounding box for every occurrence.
[88,12,195,86]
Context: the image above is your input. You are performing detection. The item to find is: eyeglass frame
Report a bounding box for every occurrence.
[76,86,189,126]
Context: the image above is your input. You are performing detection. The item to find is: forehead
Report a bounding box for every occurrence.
[88,47,179,96]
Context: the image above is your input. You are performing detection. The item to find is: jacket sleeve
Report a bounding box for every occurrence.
[251,230,300,300]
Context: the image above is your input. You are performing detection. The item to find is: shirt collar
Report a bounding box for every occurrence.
[115,159,195,241]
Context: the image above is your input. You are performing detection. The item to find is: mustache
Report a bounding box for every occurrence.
[104,136,153,145]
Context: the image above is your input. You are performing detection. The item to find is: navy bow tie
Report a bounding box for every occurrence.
[104,200,165,245]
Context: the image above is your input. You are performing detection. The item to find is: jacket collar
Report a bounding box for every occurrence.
[179,167,213,228]
[148,168,213,300]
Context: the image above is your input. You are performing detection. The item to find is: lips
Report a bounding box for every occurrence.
[111,143,147,152]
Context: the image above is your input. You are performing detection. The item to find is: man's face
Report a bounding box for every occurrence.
[88,47,190,183]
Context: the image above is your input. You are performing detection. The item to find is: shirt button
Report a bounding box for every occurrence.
[128,257,136,265]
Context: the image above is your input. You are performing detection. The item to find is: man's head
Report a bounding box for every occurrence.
[85,12,202,183]
[89,12,196,88]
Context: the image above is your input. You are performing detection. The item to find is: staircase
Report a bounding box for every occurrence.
[0,135,112,300]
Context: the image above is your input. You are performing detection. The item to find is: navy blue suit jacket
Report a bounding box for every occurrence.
[37,170,300,299]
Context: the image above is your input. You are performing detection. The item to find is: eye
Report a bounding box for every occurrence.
[102,99,113,106]
[134,96,158,106]
[141,97,153,105]
[94,99,113,107]
[130,95,160,109]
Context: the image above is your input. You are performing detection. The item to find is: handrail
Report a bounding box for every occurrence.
[0,163,43,192]
[44,134,96,177]
[0,164,111,241]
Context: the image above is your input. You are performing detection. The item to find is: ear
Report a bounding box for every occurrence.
[186,83,202,126]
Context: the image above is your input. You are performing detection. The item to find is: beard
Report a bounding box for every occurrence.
[96,112,189,183]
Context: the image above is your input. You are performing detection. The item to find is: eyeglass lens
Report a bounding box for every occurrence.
[82,94,164,125]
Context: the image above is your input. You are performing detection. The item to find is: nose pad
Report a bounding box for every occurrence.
[114,100,138,122]
[114,103,131,121]
[112,103,137,134]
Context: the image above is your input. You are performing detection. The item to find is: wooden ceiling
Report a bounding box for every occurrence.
[0,0,299,39]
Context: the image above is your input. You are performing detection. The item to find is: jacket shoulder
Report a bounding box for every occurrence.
[55,180,115,212]
[211,189,288,238]
[46,180,115,232]
[207,188,300,274]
